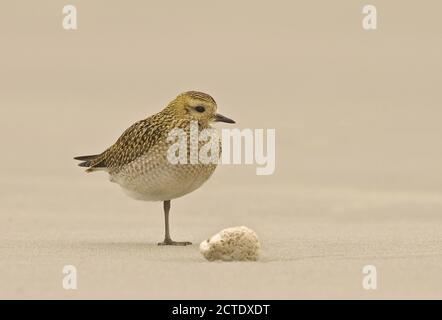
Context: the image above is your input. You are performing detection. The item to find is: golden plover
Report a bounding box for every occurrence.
[74,91,235,245]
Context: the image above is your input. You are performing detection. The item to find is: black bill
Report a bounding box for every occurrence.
[214,113,235,124]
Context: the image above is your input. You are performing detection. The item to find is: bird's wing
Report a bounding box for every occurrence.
[75,116,166,172]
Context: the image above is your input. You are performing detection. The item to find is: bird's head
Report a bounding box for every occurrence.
[166,91,235,127]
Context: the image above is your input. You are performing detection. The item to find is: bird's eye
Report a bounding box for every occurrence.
[195,106,205,113]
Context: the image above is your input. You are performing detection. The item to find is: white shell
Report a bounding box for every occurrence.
[199,226,260,261]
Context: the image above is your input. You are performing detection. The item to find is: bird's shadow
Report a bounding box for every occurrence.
[69,239,197,250]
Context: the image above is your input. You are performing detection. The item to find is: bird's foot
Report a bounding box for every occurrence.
[158,239,192,246]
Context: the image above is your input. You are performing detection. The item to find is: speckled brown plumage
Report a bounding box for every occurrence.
[79,91,215,172]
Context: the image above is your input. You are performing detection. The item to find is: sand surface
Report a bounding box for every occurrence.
[1,1,442,299]
[2,174,442,299]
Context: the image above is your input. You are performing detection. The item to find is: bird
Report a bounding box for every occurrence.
[74,91,235,245]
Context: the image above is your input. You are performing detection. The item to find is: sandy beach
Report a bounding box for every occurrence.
[1,1,442,299]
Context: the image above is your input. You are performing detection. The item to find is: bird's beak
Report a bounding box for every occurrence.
[214,113,235,124]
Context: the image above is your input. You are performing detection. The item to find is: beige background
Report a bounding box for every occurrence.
[1,0,441,299]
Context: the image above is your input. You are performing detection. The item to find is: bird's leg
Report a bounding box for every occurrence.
[158,200,192,246]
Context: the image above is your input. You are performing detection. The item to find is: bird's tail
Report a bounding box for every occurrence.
[74,154,107,172]
[74,154,99,167]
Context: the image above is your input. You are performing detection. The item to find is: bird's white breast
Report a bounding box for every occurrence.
[109,145,217,201]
